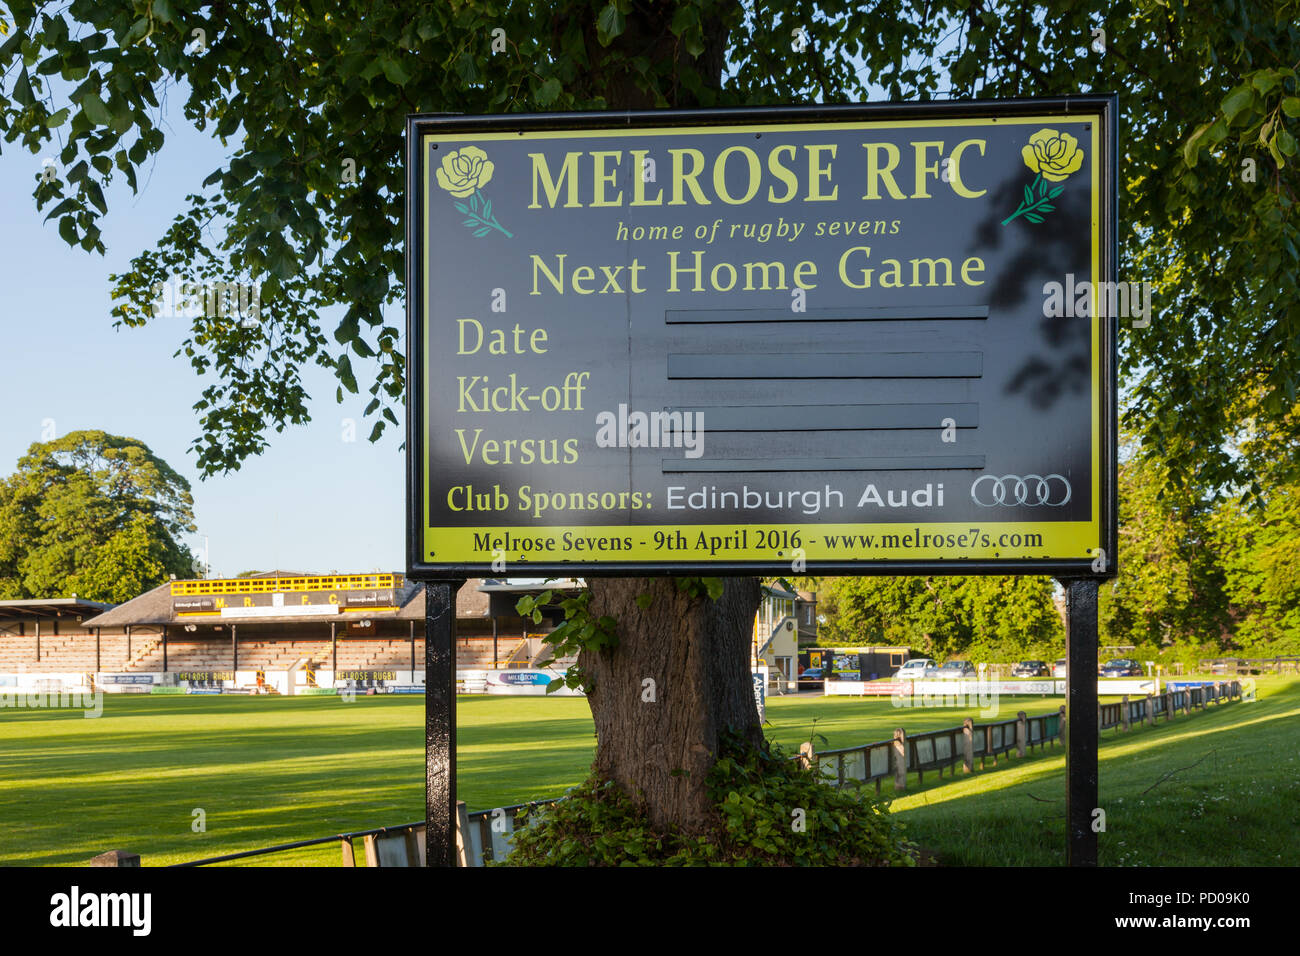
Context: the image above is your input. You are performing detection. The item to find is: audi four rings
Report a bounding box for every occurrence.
[970,474,1072,507]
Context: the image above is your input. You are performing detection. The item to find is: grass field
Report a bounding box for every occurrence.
[1,679,1293,866]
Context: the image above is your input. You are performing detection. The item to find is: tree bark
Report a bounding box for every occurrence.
[564,0,755,838]
[582,576,762,833]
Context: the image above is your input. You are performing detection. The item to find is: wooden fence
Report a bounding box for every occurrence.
[802,708,1066,793]
[801,680,1241,799]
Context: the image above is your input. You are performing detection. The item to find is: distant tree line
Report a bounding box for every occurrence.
[0,431,195,604]
[804,410,1300,666]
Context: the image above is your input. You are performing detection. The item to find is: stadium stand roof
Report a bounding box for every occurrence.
[80,575,498,629]
[0,597,114,623]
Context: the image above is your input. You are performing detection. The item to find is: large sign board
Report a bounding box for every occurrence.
[407,99,1117,577]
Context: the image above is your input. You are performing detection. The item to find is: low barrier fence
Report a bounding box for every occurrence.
[120,681,1238,868]
[802,708,1065,793]
[802,681,1240,796]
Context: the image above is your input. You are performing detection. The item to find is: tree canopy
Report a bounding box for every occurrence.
[0,430,196,603]
[1,1,1296,490]
[808,573,1064,660]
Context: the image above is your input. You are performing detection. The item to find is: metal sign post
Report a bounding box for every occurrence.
[1062,577,1099,866]
[424,580,462,868]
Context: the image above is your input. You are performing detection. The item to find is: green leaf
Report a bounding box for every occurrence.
[85,181,107,214]
[81,92,112,126]
[669,5,698,37]
[1220,85,1255,124]
[417,15,441,41]
[336,353,358,393]
[1183,124,1210,167]
[1268,135,1285,168]
[596,4,627,46]
[0,27,24,62]
[455,52,479,85]
[12,67,34,106]
[1250,70,1278,94]
[1024,213,1044,223]
[380,57,411,86]
[42,198,78,222]
[1282,98,1300,118]
[536,77,562,106]
[151,0,180,24]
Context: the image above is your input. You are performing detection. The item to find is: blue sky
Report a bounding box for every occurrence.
[0,91,405,578]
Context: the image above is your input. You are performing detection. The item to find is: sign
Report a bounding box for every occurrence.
[177,671,234,682]
[336,670,397,682]
[407,99,1117,577]
[169,575,399,620]
[752,669,767,722]
[482,668,583,696]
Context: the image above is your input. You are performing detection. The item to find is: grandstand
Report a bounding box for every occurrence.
[0,574,581,689]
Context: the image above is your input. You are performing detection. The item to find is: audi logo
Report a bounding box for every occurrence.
[970,474,1072,507]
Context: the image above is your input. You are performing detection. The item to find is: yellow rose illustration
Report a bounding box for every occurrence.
[1003,128,1085,226]
[435,145,512,238]
[1021,128,1084,181]
[436,145,494,197]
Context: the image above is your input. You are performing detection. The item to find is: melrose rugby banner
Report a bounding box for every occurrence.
[406,99,1118,576]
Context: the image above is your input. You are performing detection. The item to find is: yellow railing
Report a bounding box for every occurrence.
[171,573,398,596]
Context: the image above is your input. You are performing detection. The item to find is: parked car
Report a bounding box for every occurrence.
[798,667,826,689]
[893,658,934,680]
[1052,659,1067,678]
[934,660,977,679]
[1100,658,1143,678]
[1012,660,1049,677]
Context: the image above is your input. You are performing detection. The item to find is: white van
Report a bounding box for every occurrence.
[893,658,934,680]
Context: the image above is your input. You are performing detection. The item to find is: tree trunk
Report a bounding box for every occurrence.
[582,576,762,833]
[565,1,753,838]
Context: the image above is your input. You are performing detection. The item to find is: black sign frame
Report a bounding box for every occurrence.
[406,96,1118,580]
